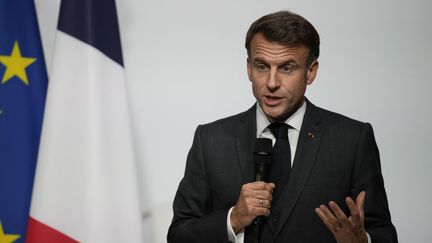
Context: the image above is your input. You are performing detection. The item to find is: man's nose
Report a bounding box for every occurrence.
[266,68,280,90]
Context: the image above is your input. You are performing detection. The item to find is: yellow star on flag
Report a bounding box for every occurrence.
[0,221,20,243]
[0,41,36,85]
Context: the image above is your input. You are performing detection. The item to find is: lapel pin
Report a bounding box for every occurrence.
[308,132,315,139]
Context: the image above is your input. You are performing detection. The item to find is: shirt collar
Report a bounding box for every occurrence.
[256,100,306,136]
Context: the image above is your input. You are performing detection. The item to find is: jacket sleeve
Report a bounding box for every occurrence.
[167,125,231,243]
[351,123,398,243]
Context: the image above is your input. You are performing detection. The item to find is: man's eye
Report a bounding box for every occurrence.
[256,64,268,72]
[281,65,293,73]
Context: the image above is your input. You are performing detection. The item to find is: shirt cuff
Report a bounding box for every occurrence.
[227,207,244,243]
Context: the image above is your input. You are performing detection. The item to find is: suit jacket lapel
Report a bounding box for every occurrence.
[273,100,323,239]
[235,104,257,186]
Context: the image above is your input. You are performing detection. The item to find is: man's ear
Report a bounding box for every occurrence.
[247,57,252,81]
[306,59,319,85]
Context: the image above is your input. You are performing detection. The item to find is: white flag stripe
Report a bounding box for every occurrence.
[30,30,143,242]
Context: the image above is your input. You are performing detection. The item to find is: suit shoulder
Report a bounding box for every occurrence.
[313,105,371,130]
[309,105,377,150]
[197,106,254,134]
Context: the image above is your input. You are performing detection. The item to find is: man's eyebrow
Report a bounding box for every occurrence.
[252,57,268,64]
[279,60,299,67]
[252,57,298,66]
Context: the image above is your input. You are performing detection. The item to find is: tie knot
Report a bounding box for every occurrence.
[268,123,289,139]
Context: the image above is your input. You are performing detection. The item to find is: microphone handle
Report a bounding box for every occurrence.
[253,164,265,226]
[252,138,272,243]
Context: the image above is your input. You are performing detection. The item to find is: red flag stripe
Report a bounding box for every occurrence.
[26,217,78,243]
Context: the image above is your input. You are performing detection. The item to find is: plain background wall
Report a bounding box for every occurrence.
[35,0,432,242]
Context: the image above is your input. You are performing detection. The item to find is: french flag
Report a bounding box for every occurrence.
[26,0,144,242]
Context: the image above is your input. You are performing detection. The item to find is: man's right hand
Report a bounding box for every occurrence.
[230,182,275,234]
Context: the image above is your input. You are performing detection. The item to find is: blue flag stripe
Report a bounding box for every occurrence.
[58,0,124,66]
[0,0,47,242]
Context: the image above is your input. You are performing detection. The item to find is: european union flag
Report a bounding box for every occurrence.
[0,0,47,242]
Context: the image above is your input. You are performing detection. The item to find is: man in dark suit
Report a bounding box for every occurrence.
[168,11,397,243]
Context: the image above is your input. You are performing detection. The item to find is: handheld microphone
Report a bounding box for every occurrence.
[253,138,272,226]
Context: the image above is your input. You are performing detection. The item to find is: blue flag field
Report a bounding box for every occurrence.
[0,0,47,242]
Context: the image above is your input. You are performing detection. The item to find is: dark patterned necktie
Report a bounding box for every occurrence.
[268,123,291,203]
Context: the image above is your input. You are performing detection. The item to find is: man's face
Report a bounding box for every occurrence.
[247,33,319,122]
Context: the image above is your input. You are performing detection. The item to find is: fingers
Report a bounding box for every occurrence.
[231,182,275,230]
[268,183,276,189]
[315,201,348,233]
[329,201,351,228]
[254,197,271,209]
[356,191,366,221]
[315,193,368,242]
[251,203,271,217]
[244,181,275,191]
[356,191,366,206]
[315,192,367,232]
[346,196,362,228]
[241,196,270,217]
[254,191,273,203]
[346,191,365,228]
[315,206,338,233]
[242,182,274,204]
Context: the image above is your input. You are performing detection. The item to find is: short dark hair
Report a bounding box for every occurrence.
[245,11,320,66]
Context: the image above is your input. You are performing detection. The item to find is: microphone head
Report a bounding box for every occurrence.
[254,138,272,155]
[254,138,272,181]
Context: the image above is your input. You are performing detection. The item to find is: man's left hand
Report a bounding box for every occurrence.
[315,191,368,243]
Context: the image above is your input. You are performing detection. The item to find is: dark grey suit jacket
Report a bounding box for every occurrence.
[168,100,397,243]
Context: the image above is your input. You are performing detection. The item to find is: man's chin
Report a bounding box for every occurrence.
[263,108,288,122]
